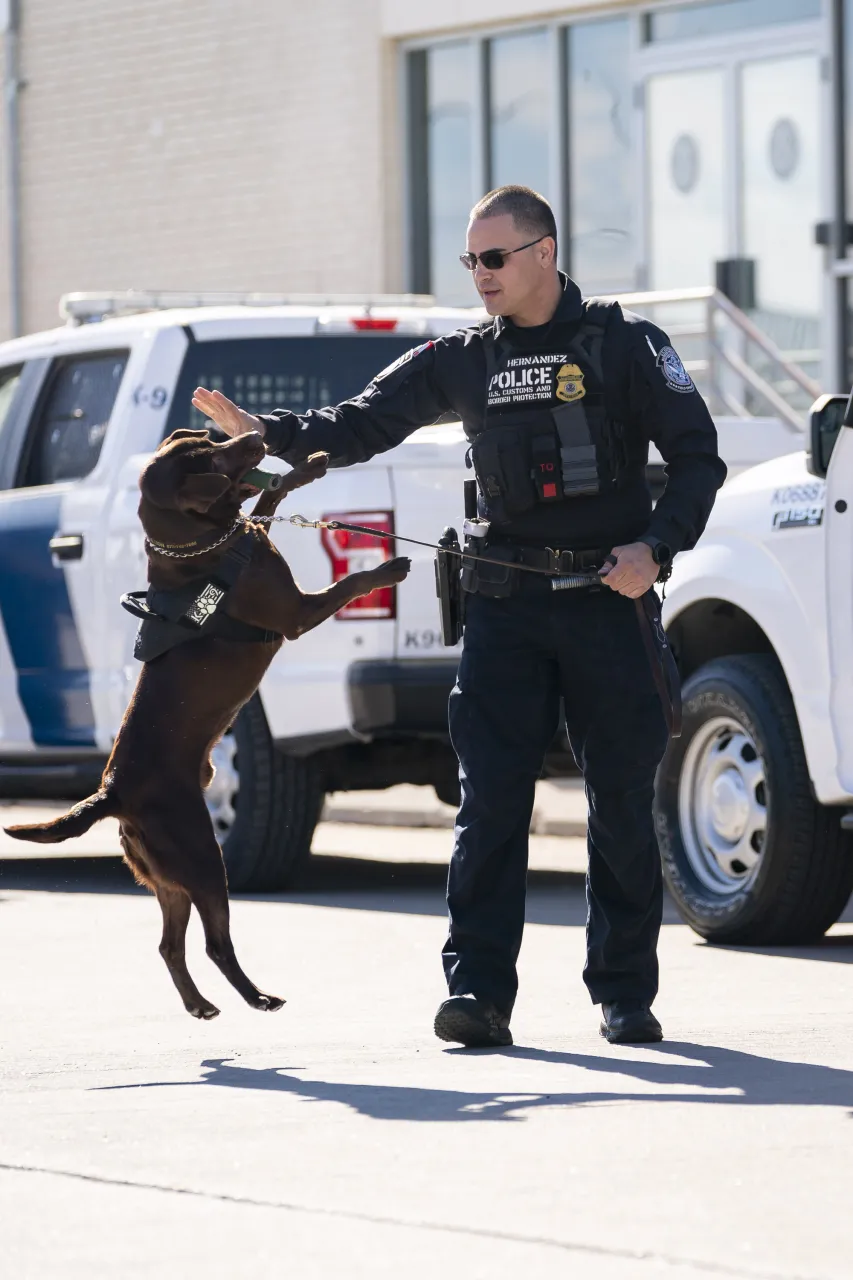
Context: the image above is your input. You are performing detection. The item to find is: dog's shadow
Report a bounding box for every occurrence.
[93,1040,853,1122]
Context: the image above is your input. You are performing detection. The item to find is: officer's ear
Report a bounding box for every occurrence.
[538,236,557,268]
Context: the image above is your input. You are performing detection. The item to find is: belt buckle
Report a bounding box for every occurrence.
[545,547,573,574]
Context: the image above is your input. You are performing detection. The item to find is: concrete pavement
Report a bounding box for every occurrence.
[2,836,853,1279]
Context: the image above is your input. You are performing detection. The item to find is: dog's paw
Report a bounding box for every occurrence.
[294,452,329,484]
[371,556,411,587]
[256,994,286,1012]
[188,1002,221,1020]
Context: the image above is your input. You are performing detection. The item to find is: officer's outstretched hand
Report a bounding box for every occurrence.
[600,543,658,599]
[192,387,265,439]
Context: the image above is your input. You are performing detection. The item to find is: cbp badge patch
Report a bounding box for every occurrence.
[657,345,695,394]
[555,363,585,403]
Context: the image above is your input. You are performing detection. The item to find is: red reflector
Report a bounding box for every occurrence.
[320,511,396,620]
[350,317,398,331]
[543,483,558,498]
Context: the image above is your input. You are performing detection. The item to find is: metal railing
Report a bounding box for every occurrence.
[605,286,821,433]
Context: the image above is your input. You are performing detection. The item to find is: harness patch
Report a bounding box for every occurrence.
[185,583,225,626]
[555,363,585,404]
[657,345,695,394]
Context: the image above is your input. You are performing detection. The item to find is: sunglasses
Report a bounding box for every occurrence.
[459,236,547,272]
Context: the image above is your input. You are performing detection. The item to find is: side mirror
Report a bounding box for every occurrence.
[808,393,850,477]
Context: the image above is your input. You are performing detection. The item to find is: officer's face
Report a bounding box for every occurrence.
[465,214,555,317]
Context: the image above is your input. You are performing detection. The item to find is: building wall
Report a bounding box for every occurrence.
[0,0,394,339]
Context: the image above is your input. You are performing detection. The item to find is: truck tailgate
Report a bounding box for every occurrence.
[391,424,468,661]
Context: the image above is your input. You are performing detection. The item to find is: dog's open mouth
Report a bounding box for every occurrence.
[238,482,261,498]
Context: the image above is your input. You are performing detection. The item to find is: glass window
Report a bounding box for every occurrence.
[645,0,821,43]
[166,336,421,437]
[489,29,551,199]
[21,352,128,487]
[427,42,478,306]
[567,17,635,293]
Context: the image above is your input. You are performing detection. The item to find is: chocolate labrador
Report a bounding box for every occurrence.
[4,428,410,1018]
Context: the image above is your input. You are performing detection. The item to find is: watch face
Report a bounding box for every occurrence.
[653,542,672,565]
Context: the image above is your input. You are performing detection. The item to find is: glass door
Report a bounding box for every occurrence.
[641,33,825,405]
[741,53,823,388]
[646,67,728,291]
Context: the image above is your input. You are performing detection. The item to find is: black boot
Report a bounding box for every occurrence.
[600,1000,663,1045]
[434,995,512,1047]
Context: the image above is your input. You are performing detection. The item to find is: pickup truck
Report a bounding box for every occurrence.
[0,293,484,891]
[655,393,853,944]
[0,290,810,902]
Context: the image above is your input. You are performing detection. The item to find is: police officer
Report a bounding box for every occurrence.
[193,184,726,1048]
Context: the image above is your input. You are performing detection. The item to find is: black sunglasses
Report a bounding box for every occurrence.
[459,236,547,272]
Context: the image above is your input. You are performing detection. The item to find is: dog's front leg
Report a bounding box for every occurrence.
[285,557,411,639]
[251,451,330,522]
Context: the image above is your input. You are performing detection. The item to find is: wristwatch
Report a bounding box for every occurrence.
[638,534,673,566]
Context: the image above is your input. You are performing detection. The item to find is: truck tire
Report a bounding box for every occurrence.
[654,654,853,944]
[205,695,324,892]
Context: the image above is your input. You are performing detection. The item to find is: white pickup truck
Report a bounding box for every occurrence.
[0,289,830,927]
[655,393,853,944]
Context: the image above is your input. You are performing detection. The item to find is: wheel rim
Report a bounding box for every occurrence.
[206,731,239,843]
[677,715,768,896]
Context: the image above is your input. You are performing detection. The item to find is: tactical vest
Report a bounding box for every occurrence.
[465,300,625,528]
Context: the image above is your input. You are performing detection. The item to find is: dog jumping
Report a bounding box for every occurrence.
[4,428,411,1018]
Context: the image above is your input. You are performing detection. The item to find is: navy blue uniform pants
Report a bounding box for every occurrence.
[442,581,669,1014]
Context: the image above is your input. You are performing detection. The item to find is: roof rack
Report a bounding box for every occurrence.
[59,289,437,325]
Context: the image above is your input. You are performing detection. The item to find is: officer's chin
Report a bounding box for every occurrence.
[480,290,505,314]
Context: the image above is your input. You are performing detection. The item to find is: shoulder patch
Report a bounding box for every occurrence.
[374,341,434,384]
[646,335,694,394]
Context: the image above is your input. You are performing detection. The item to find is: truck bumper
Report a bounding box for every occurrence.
[347,659,459,736]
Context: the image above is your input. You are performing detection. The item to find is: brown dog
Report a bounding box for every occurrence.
[4,428,411,1018]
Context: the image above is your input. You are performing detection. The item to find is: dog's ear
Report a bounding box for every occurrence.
[176,471,232,512]
[161,428,211,448]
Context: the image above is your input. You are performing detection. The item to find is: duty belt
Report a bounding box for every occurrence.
[501,544,608,575]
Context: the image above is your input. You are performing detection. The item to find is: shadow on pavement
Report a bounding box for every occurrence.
[92,1042,853,1120]
[0,853,595,926]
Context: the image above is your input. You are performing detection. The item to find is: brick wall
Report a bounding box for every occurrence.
[0,0,397,338]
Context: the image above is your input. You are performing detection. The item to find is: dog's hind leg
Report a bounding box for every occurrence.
[193,882,285,1012]
[140,797,284,1013]
[156,884,221,1020]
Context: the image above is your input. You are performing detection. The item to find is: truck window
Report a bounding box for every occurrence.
[18,350,128,487]
[165,336,418,437]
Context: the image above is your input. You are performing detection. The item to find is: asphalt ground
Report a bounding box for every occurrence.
[2,823,853,1279]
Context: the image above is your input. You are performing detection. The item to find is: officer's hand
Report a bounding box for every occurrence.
[191,387,265,440]
[600,542,658,598]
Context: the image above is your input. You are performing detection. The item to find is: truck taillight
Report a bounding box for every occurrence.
[350,317,398,331]
[320,511,396,620]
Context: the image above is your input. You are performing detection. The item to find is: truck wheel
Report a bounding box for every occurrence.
[205,695,324,892]
[655,654,853,944]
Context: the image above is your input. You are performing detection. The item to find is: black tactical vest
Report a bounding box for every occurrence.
[465,300,624,528]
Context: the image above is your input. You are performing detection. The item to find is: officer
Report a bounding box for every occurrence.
[193,184,726,1048]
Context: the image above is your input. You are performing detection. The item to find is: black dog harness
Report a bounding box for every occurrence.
[121,529,281,662]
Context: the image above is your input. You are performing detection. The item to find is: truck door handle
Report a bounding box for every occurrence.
[49,533,84,561]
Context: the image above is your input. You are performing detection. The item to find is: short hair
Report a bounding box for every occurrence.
[469,185,558,255]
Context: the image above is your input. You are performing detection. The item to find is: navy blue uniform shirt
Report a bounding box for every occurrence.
[260,274,727,555]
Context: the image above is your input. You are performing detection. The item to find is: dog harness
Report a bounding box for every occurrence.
[121,529,281,662]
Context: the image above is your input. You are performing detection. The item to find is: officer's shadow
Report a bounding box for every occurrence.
[94,1040,853,1122]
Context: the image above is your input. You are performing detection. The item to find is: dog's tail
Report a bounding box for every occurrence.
[4,786,119,844]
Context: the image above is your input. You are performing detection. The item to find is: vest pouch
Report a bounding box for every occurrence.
[470,427,537,525]
[552,401,600,497]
